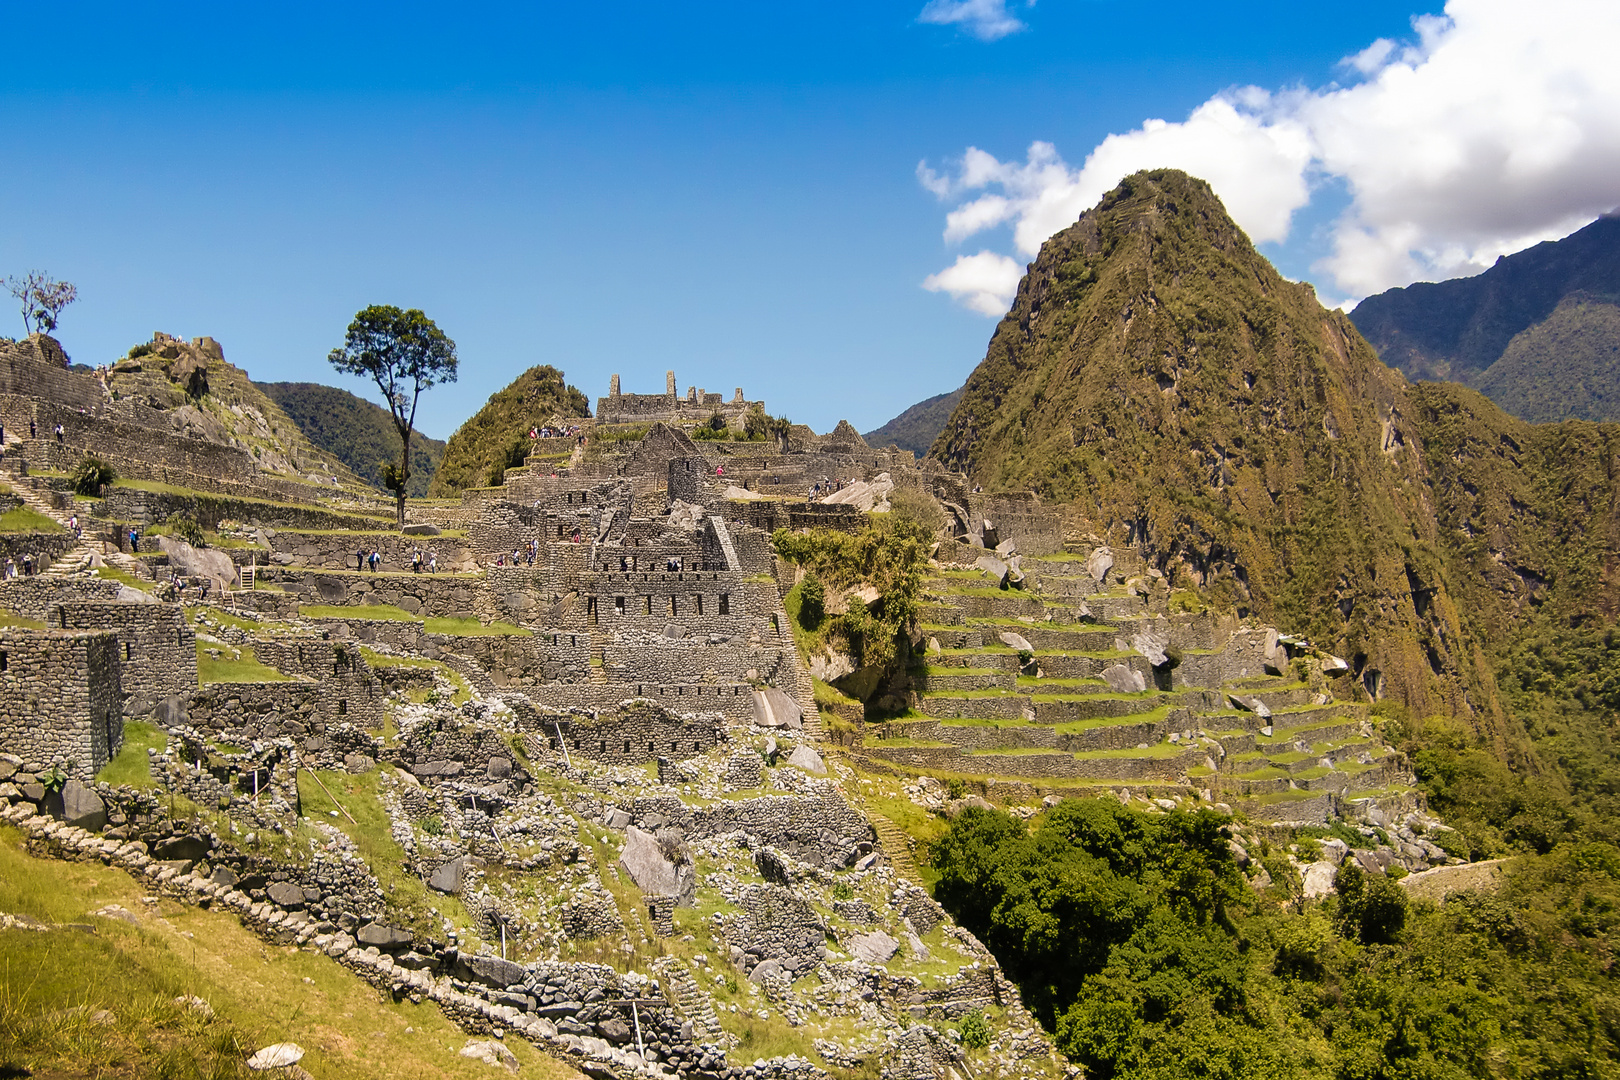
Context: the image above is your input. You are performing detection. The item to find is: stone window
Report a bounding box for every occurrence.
[644,595,653,615]
[338,699,348,716]
[615,596,625,616]
[695,595,704,616]
[124,641,132,661]
[624,740,631,754]
[669,596,678,616]
[719,594,730,615]
[0,650,6,672]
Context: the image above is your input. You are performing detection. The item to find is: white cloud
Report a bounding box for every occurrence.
[922,251,1024,315]
[918,0,1028,42]
[920,0,1620,313]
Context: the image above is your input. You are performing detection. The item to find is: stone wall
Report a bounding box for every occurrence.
[50,601,197,710]
[98,488,392,533]
[0,576,125,621]
[265,529,476,572]
[266,568,490,620]
[538,703,727,766]
[0,628,123,776]
[253,637,385,730]
[0,336,102,410]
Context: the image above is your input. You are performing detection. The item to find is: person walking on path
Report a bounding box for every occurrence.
[428,550,438,574]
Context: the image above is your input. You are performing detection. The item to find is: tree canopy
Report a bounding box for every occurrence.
[328,305,457,526]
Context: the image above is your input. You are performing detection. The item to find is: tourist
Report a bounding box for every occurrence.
[368,549,380,572]
[355,547,365,571]
[199,578,211,601]
[68,513,78,537]
[3,557,13,580]
[411,548,422,573]
[128,526,139,552]
[428,550,438,574]
[21,552,32,576]
[53,422,64,444]
[29,419,36,438]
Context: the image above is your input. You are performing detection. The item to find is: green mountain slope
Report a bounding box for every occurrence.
[932,169,1494,727]
[863,387,963,456]
[931,167,1620,829]
[428,366,590,496]
[1473,295,1620,422]
[1350,211,1620,386]
[259,382,446,498]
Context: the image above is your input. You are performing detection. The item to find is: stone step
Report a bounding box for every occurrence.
[870,813,924,885]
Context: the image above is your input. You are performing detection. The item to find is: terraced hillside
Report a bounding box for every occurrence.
[851,547,1418,825]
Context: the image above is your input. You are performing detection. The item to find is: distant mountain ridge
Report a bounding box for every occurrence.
[258,382,446,498]
[862,387,963,456]
[1351,212,1620,420]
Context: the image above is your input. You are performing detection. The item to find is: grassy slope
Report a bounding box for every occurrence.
[1474,296,1620,422]
[428,366,590,497]
[259,382,448,498]
[0,824,578,1080]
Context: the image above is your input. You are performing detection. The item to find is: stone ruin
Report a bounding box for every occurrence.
[0,347,1078,1080]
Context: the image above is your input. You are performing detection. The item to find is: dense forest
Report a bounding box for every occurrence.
[932,793,1620,1079]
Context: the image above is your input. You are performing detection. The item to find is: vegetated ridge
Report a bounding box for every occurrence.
[108,333,370,494]
[862,386,964,456]
[427,365,590,496]
[1351,212,1620,419]
[259,381,447,498]
[930,170,1620,826]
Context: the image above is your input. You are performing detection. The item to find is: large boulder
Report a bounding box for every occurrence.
[786,744,826,775]
[1101,664,1146,693]
[429,856,466,894]
[461,953,527,989]
[266,882,305,909]
[246,1043,304,1071]
[157,536,235,594]
[998,630,1033,653]
[847,930,900,964]
[356,922,414,951]
[751,687,804,730]
[618,826,695,904]
[58,779,107,832]
[974,555,1010,585]
[1132,631,1170,667]
[1086,547,1114,583]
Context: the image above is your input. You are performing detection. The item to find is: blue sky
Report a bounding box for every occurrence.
[2,1,1613,438]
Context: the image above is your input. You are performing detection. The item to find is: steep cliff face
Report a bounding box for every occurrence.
[930,170,1522,735]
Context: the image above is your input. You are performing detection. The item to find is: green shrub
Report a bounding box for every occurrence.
[799,575,826,629]
[958,1009,990,1050]
[70,455,117,496]
[163,512,205,547]
[126,342,152,359]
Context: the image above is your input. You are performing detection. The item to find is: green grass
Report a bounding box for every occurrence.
[422,616,529,636]
[96,566,155,592]
[0,609,45,629]
[0,505,63,532]
[97,720,168,788]
[196,643,294,685]
[0,823,570,1080]
[358,649,472,705]
[293,768,462,941]
[300,603,419,622]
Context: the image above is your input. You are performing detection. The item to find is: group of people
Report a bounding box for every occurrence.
[3,553,39,578]
[529,424,584,440]
[808,478,848,500]
[159,576,211,602]
[409,548,439,574]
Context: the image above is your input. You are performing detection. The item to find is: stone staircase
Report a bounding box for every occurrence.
[870,813,924,884]
[2,472,149,582]
[650,956,726,1045]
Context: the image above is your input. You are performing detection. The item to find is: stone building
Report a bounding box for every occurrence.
[0,628,124,776]
[596,372,762,429]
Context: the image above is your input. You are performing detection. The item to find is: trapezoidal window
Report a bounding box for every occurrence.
[719,594,730,615]
[338,700,348,716]
[696,595,703,616]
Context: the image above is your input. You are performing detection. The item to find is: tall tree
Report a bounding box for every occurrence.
[328,305,458,528]
[4,271,77,336]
